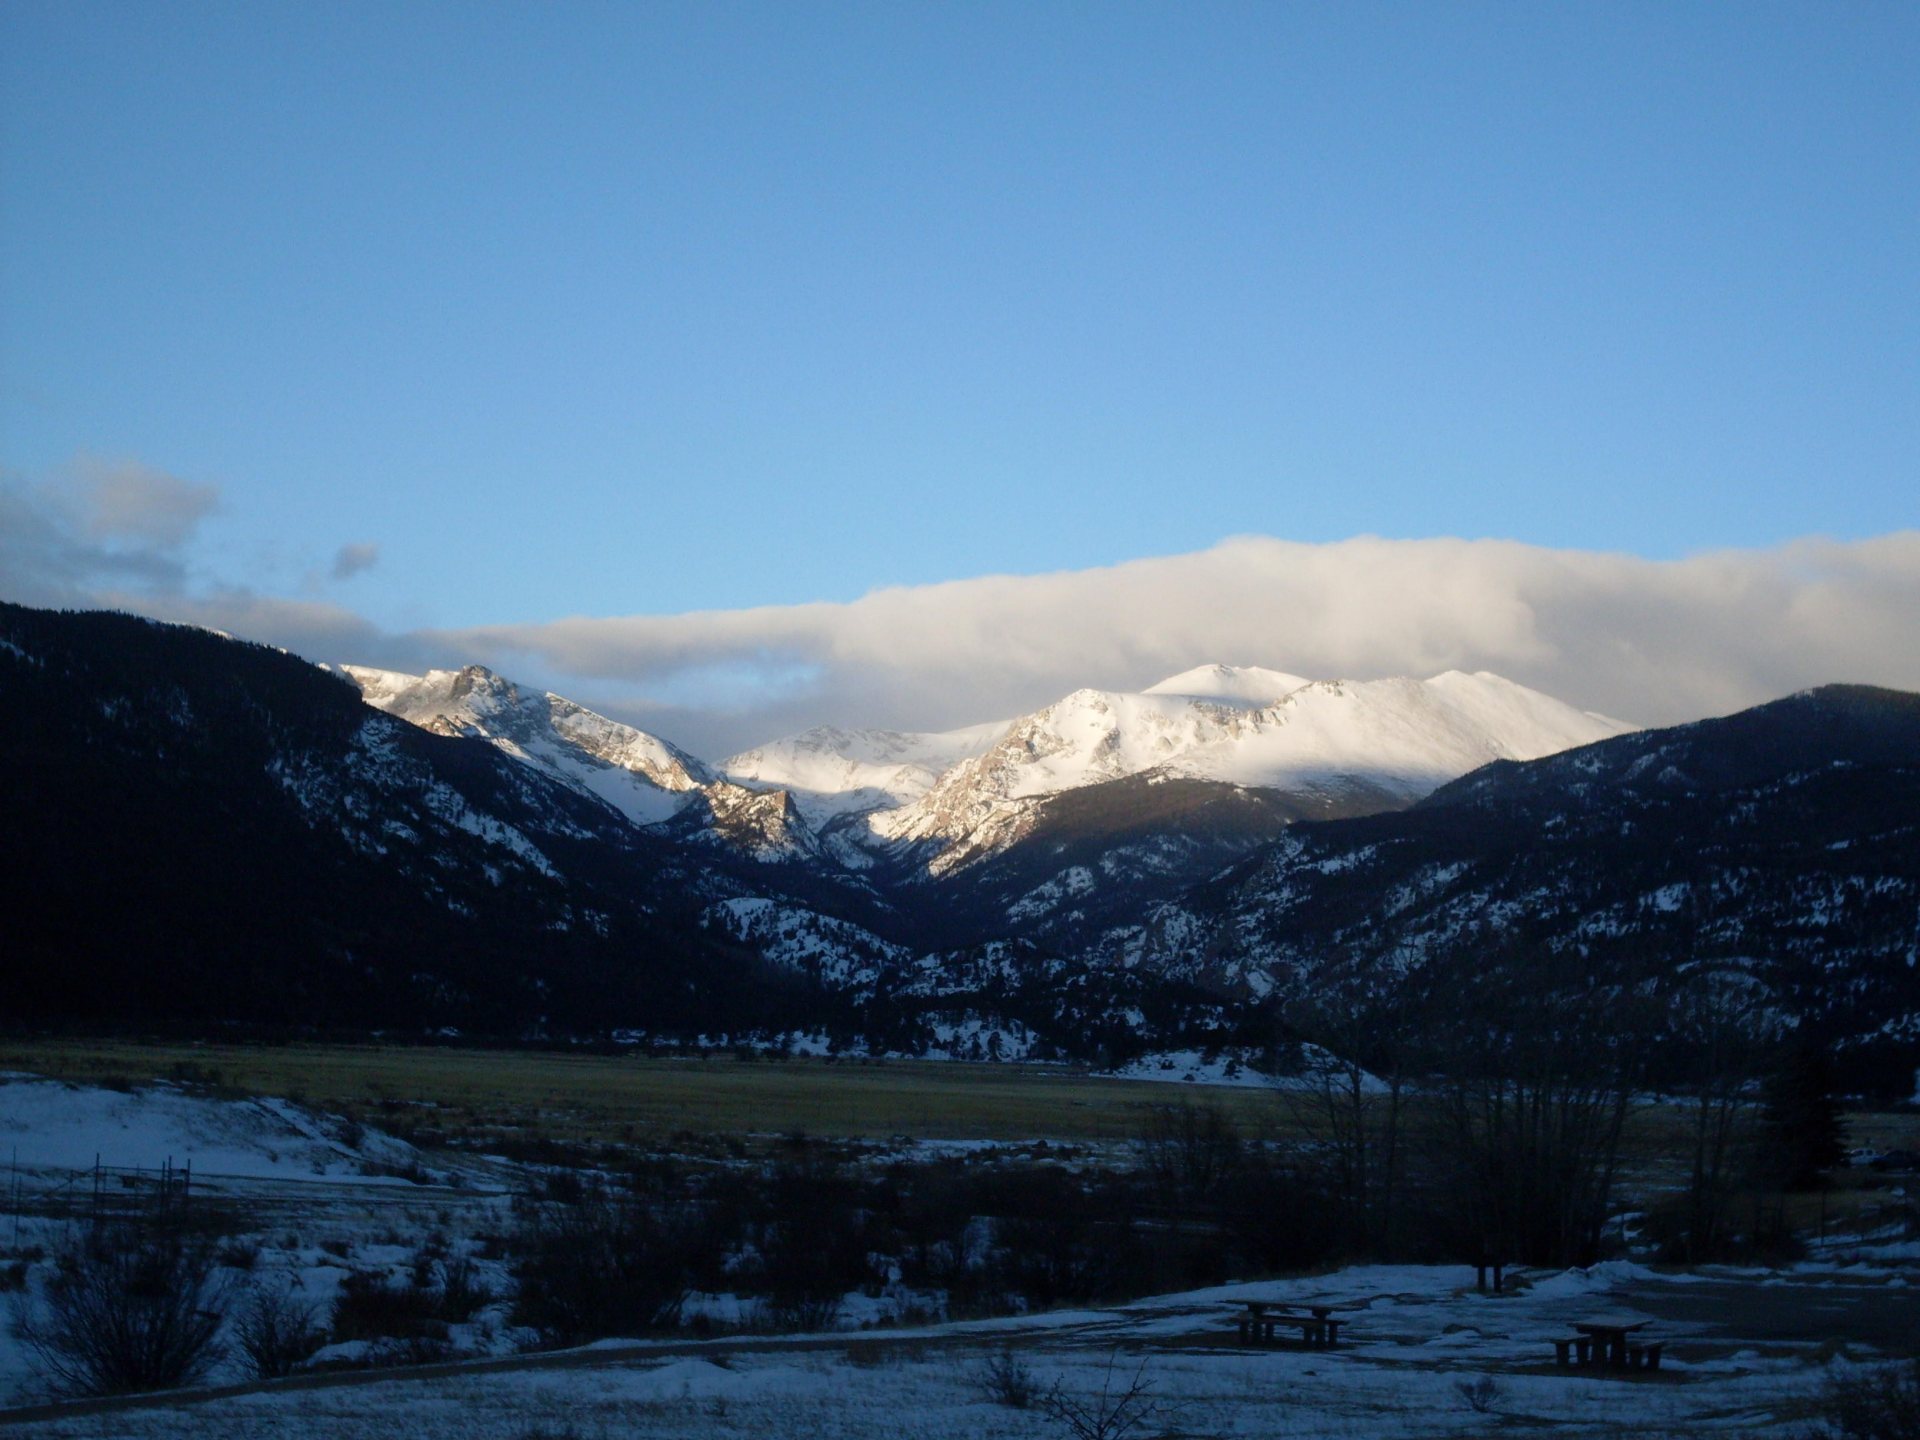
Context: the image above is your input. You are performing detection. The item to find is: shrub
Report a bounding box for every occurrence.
[1456,1374,1503,1414]
[1039,1353,1160,1440]
[329,1270,447,1344]
[233,1280,323,1379]
[1808,1359,1920,1440]
[216,1239,262,1271]
[979,1347,1041,1409]
[745,1157,877,1332]
[511,1182,704,1344]
[12,1217,232,1396]
[435,1254,491,1322]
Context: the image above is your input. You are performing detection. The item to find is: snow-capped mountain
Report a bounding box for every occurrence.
[1141,663,1311,705]
[342,661,1628,888]
[341,664,713,826]
[1110,684,1920,1094]
[9,600,1918,1087]
[721,721,1007,825]
[867,668,1634,874]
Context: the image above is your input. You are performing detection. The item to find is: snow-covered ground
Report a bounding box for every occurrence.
[3,1075,1914,1438]
[0,1077,525,1410]
[5,1259,1913,1437]
[0,1074,443,1183]
[1101,1045,1391,1091]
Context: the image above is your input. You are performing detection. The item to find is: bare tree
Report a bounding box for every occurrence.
[1664,967,1780,1261]
[1278,948,1422,1253]
[1429,963,1648,1270]
[1135,1099,1242,1207]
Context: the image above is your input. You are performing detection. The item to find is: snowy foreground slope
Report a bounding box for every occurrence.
[0,1074,431,1182]
[7,1259,1912,1438]
[3,1076,1916,1438]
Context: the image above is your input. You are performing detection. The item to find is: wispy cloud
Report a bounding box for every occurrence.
[0,458,211,604]
[0,461,430,674]
[330,541,380,580]
[73,455,220,548]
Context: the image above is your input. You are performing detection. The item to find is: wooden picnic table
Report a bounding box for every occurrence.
[1553,1315,1661,1372]
[1237,1300,1344,1348]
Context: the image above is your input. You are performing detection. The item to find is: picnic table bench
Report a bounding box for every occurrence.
[1237,1300,1345,1348]
[1552,1316,1662,1372]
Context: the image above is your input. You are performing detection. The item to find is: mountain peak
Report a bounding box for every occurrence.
[1142,664,1311,705]
[340,662,714,825]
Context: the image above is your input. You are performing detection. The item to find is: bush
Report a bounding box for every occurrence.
[511,1181,705,1344]
[12,1218,231,1396]
[1808,1359,1920,1440]
[435,1254,491,1322]
[233,1280,323,1378]
[329,1270,447,1344]
[1039,1353,1160,1440]
[979,1347,1040,1409]
[1456,1374,1503,1414]
[744,1157,877,1332]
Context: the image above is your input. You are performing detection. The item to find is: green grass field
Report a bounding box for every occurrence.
[0,1038,1301,1149]
[3,1037,1911,1182]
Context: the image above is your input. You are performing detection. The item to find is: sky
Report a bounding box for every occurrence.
[2,2,1917,756]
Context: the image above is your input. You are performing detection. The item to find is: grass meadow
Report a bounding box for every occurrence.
[0,1038,1294,1150]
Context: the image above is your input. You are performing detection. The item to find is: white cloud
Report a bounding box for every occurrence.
[0,464,432,676]
[0,462,209,604]
[439,532,1920,756]
[5,461,1917,761]
[73,456,219,548]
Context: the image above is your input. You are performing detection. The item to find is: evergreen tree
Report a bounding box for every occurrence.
[1756,1041,1847,1190]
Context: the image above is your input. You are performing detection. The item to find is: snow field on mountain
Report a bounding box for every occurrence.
[722,721,1008,823]
[870,669,1634,857]
[339,658,1632,877]
[1141,663,1313,704]
[340,665,710,827]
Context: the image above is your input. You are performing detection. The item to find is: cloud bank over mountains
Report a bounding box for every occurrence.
[3,467,1918,759]
[443,532,1920,755]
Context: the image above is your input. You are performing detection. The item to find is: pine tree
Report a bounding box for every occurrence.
[1756,1041,1847,1191]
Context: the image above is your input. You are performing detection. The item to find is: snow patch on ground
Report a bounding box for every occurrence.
[0,1075,425,1182]
[1100,1049,1270,1087]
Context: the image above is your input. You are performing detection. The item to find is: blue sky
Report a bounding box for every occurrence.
[2,3,1917,751]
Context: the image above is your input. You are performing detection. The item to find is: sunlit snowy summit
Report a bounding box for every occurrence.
[340,664,713,825]
[850,665,1633,871]
[341,660,1633,879]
